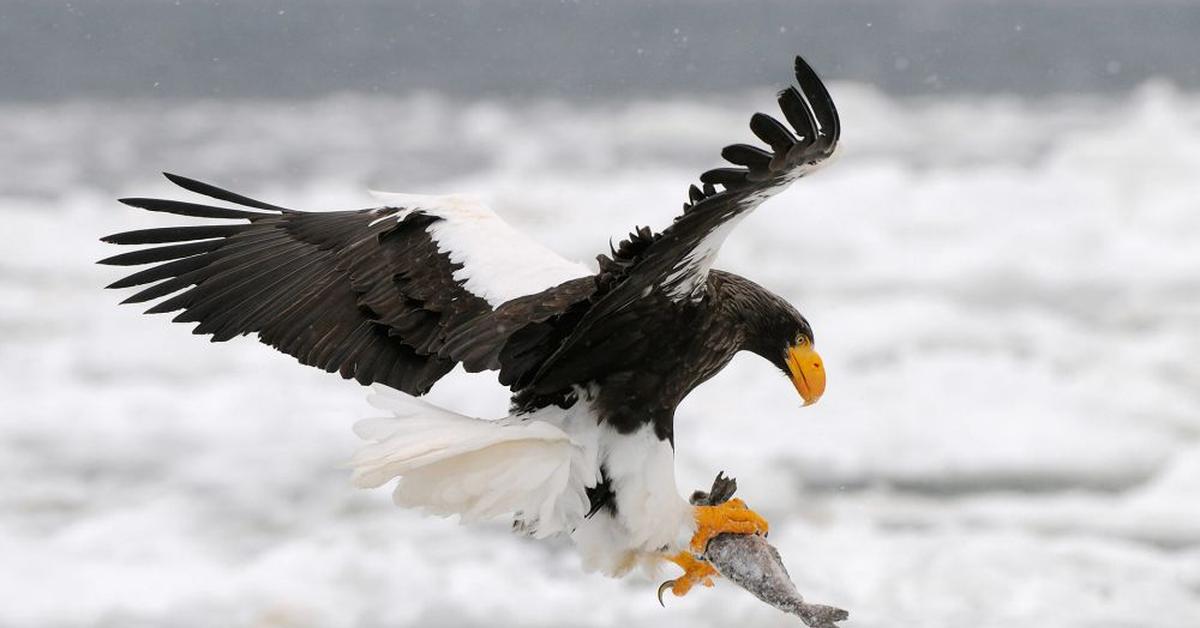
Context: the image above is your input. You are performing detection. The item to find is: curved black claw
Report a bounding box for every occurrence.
[657,580,676,607]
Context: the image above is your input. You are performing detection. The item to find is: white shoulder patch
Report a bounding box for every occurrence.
[368,190,592,307]
[661,211,748,301]
[660,174,798,303]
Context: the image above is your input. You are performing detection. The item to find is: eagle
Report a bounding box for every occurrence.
[100,56,839,600]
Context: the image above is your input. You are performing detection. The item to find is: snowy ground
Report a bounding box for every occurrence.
[2,83,1199,627]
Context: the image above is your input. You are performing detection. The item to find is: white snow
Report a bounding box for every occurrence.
[2,82,1199,627]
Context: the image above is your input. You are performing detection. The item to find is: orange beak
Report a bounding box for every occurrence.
[785,342,825,406]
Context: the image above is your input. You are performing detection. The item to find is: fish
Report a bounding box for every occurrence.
[705,533,849,628]
[672,473,849,628]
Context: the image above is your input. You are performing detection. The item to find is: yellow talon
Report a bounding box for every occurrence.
[656,499,769,605]
[658,551,717,605]
[690,497,769,554]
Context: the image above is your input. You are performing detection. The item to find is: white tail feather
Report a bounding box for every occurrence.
[350,385,591,537]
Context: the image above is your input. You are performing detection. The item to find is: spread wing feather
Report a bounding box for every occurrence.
[100,174,590,394]
[101,56,837,400]
[527,56,839,392]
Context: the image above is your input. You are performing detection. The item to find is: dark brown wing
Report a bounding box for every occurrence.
[99,174,581,394]
[439,276,598,387]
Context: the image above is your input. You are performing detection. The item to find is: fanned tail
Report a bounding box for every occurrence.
[350,385,592,537]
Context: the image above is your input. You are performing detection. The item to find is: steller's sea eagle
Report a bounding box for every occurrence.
[100,56,838,600]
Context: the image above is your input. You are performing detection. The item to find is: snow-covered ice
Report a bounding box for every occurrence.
[1,83,1198,627]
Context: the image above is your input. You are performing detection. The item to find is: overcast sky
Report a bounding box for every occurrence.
[3,0,1199,100]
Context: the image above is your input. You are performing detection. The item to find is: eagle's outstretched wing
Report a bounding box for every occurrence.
[524,56,839,392]
[623,56,839,301]
[99,175,591,394]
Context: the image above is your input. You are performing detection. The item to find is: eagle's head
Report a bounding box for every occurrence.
[742,297,825,407]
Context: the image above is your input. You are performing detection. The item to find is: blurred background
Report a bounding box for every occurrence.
[2,1,1199,627]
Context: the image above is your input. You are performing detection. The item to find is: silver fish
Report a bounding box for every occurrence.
[705,532,848,628]
[669,472,849,628]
